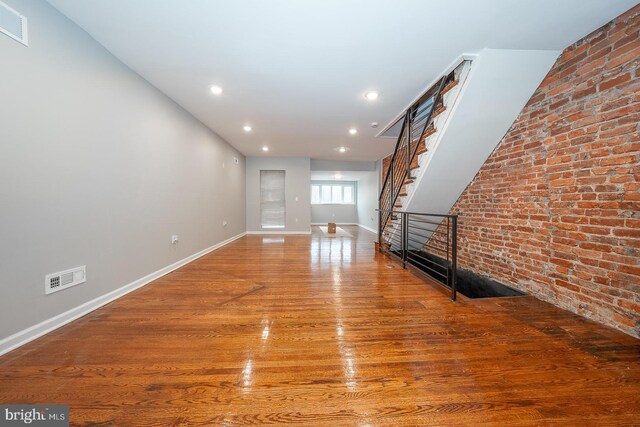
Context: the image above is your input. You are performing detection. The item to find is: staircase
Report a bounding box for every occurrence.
[379,60,470,253]
[377,49,561,294]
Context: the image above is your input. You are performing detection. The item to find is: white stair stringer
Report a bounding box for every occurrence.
[399,49,560,251]
[398,60,472,212]
[384,60,472,250]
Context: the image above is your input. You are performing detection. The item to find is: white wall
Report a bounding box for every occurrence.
[406,49,560,216]
[0,0,246,343]
[246,157,311,233]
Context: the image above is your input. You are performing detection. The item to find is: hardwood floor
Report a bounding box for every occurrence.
[1,226,639,426]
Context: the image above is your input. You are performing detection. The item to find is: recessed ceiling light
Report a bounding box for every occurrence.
[243,125,252,132]
[349,128,357,135]
[262,146,269,152]
[364,91,379,101]
[210,85,223,95]
[333,146,350,153]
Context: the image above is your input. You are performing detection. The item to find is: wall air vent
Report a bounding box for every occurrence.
[0,1,28,46]
[45,266,86,295]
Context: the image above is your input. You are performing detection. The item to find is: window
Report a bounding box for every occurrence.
[261,170,285,228]
[343,186,353,203]
[332,186,342,203]
[311,181,356,204]
[321,185,331,203]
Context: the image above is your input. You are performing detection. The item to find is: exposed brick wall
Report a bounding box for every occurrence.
[448,6,640,337]
[382,154,392,186]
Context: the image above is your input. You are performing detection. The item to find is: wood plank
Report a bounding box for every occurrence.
[0,226,638,425]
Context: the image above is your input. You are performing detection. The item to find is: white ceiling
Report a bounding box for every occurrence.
[47,0,636,161]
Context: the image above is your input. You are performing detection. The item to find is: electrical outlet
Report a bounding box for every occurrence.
[171,235,179,244]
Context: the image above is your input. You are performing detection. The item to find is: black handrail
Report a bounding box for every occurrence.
[378,74,449,233]
[377,209,458,302]
[407,76,447,179]
[378,111,409,201]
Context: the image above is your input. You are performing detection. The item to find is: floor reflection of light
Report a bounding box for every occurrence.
[311,240,319,264]
[261,318,270,341]
[310,229,355,265]
[242,359,253,388]
[262,238,284,244]
[332,270,341,284]
[240,318,272,395]
[332,262,357,392]
[342,347,357,391]
[309,226,360,391]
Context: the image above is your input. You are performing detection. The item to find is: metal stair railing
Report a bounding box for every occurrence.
[378,73,451,239]
[377,209,458,302]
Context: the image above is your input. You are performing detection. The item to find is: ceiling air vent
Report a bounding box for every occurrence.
[45,266,86,295]
[0,1,28,46]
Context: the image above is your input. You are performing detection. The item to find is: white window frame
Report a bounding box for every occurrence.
[311,181,356,205]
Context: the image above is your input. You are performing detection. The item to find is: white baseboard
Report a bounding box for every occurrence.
[358,224,378,234]
[0,232,247,357]
[311,223,358,226]
[246,230,312,235]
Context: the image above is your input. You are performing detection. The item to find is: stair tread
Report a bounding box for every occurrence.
[440,79,458,96]
[422,126,437,140]
[431,105,446,118]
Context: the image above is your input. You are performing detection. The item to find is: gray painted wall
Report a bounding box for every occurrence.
[311,203,358,224]
[246,157,311,232]
[0,0,246,339]
[356,166,380,232]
